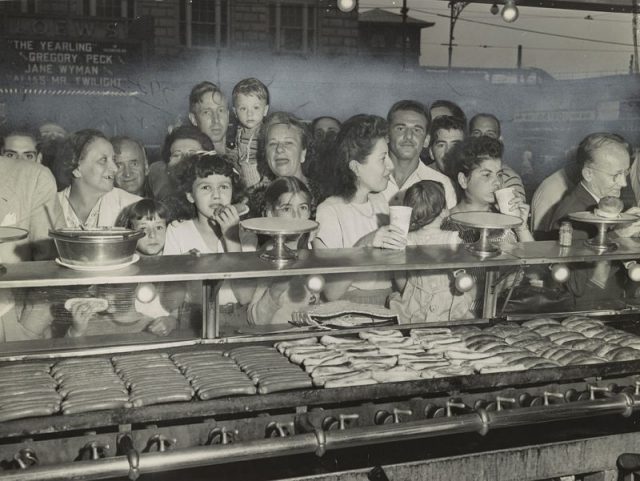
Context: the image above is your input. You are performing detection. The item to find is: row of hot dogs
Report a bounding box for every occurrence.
[2,317,640,423]
[275,316,640,384]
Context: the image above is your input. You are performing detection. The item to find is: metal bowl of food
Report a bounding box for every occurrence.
[49,227,144,267]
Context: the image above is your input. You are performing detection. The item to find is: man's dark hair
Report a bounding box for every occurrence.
[188,81,226,113]
[1,130,38,150]
[387,100,430,130]
[429,115,466,148]
[429,99,467,126]
[469,113,501,138]
[311,116,341,131]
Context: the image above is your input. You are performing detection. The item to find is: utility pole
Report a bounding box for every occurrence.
[448,1,470,70]
[633,0,640,74]
[401,0,408,70]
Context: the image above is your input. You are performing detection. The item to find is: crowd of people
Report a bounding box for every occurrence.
[2,76,639,341]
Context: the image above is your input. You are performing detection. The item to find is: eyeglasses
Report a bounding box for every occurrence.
[588,166,630,183]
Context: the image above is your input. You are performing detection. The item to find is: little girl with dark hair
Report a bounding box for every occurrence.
[164,152,248,255]
[115,198,170,256]
[245,177,317,325]
[389,180,474,323]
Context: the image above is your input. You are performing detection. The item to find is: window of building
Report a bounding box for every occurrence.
[82,0,134,18]
[269,3,317,54]
[0,0,38,13]
[179,0,230,49]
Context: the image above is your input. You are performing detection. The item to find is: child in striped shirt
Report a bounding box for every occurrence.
[232,78,270,188]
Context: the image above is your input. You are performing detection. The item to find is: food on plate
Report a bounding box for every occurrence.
[64,297,109,313]
[594,196,624,219]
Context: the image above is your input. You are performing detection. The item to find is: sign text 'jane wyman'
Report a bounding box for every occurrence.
[5,39,141,91]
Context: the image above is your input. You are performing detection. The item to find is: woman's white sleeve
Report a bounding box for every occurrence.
[315,204,343,248]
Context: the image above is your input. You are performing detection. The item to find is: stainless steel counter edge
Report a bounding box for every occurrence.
[0,240,638,288]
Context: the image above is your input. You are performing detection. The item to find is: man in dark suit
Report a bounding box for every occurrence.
[545,132,632,308]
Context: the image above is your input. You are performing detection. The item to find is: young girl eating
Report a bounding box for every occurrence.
[163,152,254,313]
[389,181,474,323]
[246,177,317,325]
[163,152,247,256]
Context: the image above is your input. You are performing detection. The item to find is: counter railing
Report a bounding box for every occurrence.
[1,390,635,481]
[1,240,639,289]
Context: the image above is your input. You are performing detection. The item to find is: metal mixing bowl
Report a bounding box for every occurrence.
[49,228,144,267]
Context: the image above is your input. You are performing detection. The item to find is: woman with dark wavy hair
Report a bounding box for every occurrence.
[312,114,406,305]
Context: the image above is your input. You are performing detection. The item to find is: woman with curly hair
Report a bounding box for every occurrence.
[163,151,248,255]
[312,114,406,305]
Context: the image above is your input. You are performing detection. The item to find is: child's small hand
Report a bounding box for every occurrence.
[213,205,240,236]
[68,301,95,337]
[147,315,177,336]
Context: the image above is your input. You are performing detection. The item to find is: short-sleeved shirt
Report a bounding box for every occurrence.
[57,186,141,228]
[163,219,257,305]
[381,162,457,208]
[315,194,391,291]
[0,155,61,262]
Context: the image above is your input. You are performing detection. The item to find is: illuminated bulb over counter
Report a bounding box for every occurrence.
[136,283,157,303]
[453,269,475,293]
[549,264,570,284]
[625,261,640,282]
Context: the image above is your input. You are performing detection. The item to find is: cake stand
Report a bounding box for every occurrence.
[568,211,639,253]
[449,211,523,258]
[240,218,318,263]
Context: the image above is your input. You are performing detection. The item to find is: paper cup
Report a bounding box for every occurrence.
[494,187,519,216]
[389,206,413,236]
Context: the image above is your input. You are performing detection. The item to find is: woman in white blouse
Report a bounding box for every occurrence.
[57,129,140,228]
[312,114,406,305]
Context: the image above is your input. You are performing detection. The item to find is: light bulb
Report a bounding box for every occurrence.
[490,3,499,15]
[625,261,640,282]
[136,283,157,303]
[453,269,474,293]
[337,0,357,13]
[501,0,519,23]
[550,264,570,284]
[307,275,325,294]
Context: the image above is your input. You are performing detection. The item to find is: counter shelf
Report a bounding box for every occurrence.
[0,239,639,359]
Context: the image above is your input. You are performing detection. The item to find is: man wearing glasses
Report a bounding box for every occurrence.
[546,132,631,236]
[545,132,632,308]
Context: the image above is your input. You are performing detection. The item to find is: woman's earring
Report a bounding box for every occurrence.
[72,169,81,178]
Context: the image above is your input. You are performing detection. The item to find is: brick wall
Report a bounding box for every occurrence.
[137,0,180,56]
[318,7,359,56]
[231,1,269,50]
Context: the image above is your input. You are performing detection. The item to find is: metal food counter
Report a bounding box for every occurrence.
[2,240,640,481]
